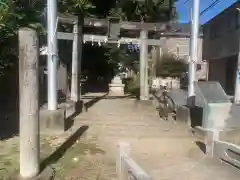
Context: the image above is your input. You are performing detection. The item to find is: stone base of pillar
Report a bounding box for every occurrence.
[109,84,125,96]
[40,100,86,132]
[140,96,149,101]
[40,107,66,132]
[10,166,54,180]
[62,100,84,119]
[138,99,153,105]
[108,76,125,96]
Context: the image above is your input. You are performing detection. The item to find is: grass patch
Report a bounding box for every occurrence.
[50,139,105,179]
[0,134,106,180]
[0,136,57,179]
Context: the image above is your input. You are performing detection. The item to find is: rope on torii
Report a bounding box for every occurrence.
[57,13,193,48]
[56,32,168,47]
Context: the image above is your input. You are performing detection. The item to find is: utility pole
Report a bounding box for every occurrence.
[187,0,200,106]
[234,8,240,104]
[19,28,40,178]
[47,0,58,110]
[140,29,148,100]
[234,61,240,104]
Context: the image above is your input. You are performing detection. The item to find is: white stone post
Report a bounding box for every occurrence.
[234,52,240,104]
[140,30,148,100]
[71,23,79,102]
[19,28,40,178]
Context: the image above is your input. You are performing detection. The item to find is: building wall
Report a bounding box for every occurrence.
[160,37,205,79]
[208,58,227,90]
[161,37,203,63]
[203,2,240,60]
[208,56,238,95]
[150,36,206,80]
[202,1,240,96]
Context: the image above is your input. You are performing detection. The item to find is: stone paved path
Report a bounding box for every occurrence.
[73,93,240,180]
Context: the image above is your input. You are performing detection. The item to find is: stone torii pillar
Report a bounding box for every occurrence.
[140,29,149,100]
[71,21,81,102]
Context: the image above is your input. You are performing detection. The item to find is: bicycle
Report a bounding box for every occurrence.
[155,84,176,121]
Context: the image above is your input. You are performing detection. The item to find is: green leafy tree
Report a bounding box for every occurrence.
[0,0,47,75]
[155,54,187,78]
[107,0,179,77]
[109,0,177,22]
[0,0,179,76]
[59,0,96,16]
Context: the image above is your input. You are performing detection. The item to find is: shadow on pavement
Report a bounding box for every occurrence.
[64,100,85,131]
[40,125,89,171]
[0,102,19,141]
[195,141,206,154]
[0,69,19,140]
[83,93,109,112]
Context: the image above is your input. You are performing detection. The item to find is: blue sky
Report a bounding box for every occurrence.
[176,0,237,24]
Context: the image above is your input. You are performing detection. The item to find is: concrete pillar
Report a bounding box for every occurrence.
[47,0,58,110]
[19,28,40,178]
[145,51,149,99]
[140,29,148,100]
[187,0,200,107]
[234,53,240,103]
[78,24,83,99]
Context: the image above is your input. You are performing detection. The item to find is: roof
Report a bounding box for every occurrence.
[169,23,203,33]
[151,23,203,38]
[203,0,240,26]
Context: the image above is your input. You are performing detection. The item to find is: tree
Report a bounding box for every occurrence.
[0,0,179,76]
[109,0,178,22]
[155,54,187,78]
[107,0,179,76]
[0,0,47,75]
[59,0,96,16]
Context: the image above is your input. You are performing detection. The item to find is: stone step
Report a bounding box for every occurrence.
[76,124,189,133]
[75,119,169,126]
[83,128,193,139]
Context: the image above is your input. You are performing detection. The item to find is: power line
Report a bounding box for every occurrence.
[176,0,189,5]
[200,0,220,16]
[170,0,221,32]
[183,0,189,5]
[181,0,221,17]
[188,0,220,23]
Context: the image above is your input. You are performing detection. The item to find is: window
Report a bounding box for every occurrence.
[210,23,220,40]
[236,11,240,28]
[228,13,235,31]
[210,28,215,39]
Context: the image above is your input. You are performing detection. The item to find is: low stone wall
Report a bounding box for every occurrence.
[117,142,151,180]
[152,77,180,89]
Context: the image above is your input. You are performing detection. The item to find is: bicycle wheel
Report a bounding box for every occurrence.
[157,96,169,120]
[165,95,176,113]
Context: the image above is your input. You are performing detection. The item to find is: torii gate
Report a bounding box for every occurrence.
[57,14,164,101]
[45,0,183,111]
[55,13,191,102]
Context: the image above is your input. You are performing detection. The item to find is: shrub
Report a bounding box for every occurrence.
[124,75,140,98]
[155,54,187,78]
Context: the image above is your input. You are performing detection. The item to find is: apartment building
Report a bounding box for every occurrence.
[203,1,240,95]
